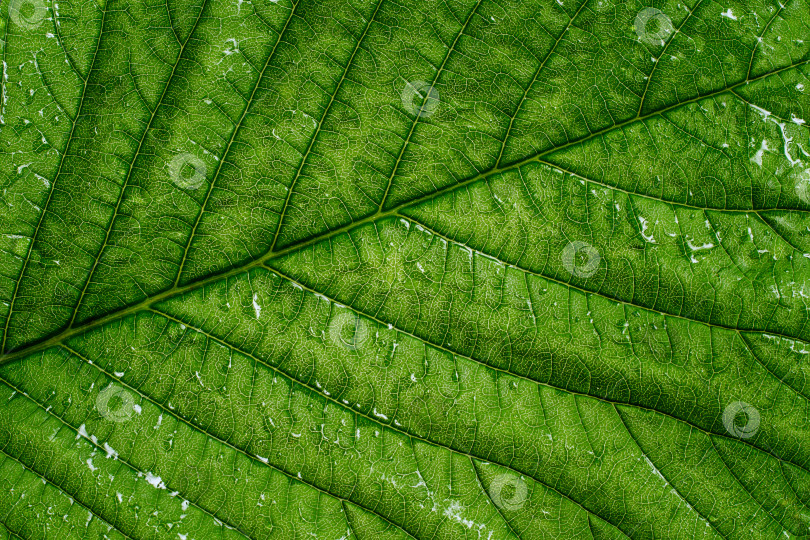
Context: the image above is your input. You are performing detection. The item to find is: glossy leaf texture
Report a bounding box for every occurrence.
[0,0,809,538]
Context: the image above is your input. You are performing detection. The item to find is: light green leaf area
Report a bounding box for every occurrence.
[0,0,809,537]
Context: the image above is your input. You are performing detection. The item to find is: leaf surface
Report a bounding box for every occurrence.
[0,0,809,538]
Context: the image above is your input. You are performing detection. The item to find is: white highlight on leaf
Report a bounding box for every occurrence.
[103,442,118,460]
[750,139,768,167]
[748,103,803,166]
[638,216,657,243]
[643,455,668,485]
[252,294,261,320]
[443,500,488,533]
[223,38,239,56]
[145,472,166,489]
[686,238,714,251]
[776,121,802,166]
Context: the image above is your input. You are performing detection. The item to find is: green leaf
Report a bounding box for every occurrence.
[0,0,809,537]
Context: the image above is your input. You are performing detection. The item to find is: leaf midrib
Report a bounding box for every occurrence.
[2,57,808,366]
[8,277,802,539]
